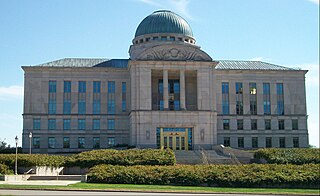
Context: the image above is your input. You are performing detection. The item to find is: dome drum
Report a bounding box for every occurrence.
[132,33,196,45]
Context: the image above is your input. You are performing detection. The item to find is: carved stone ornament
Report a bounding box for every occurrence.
[136,45,212,61]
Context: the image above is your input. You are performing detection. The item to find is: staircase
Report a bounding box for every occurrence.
[27,175,82,181]
[175,150,233,164]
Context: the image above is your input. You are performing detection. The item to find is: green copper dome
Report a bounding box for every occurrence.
[135,10,193,38]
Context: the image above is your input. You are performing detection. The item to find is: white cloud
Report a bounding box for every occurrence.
[249,57,264,61]
[308,0,319,5]
[137,0,193,20]
[0,85,24,100]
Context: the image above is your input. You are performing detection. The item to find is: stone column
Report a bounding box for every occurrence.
[180,70,186,110]
[163,70,169,110]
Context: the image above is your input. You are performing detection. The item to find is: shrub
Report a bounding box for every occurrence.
[0,154,66,168]
[254,148,320,164]
[87,164,320,188]
[65,149,175,168]
[0,163,13,175]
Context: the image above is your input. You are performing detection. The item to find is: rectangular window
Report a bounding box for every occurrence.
[48,119,56,130]
[223,137,230,147]
[93,81,101,114]
[48,81,57,114]
[292,119,298,130]
[251,119,257,130]
[93,137,100,149]
[107,119,115,130]
[33,137,40,148]
[223,119,230,130]
[252,137,258,148]
[63,137,70,148]
[237,119,243,130]
[108,81,115,114]
[266,137,272,148]
[63,81,71,114]
[78,81,86,114]
[93,119,100,130]
[249,83,257,115]
[293,137,299,148]
[238,137,244,148]
[236,82,243,115]
[170,36,175,41]
[33,119,41,130]
[78,137,85,149]
[161,36,167,40]
[278,120,285,130]
[107,137,115,147]
[265,119,271,130]
[263,83,271,115]
[222,82,229,114]
[48,137,55,149]
[277,83,284,115]
[122,82,126,112]
[63,119,71,130]
[78,119,86,130]
[279,137,286,148]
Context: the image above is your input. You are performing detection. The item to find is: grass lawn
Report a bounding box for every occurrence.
[0,183,319,195]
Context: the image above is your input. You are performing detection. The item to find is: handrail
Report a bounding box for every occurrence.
[199,146,209,165]
[24,168,34,174]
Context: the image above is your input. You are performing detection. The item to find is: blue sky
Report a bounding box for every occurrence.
[0,0,319,147]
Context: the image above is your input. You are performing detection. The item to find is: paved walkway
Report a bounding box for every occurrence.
[0,180,80,186]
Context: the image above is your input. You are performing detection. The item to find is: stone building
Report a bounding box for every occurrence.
[22,10,309,153]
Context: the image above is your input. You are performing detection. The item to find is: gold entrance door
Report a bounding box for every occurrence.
[160,128,189,150]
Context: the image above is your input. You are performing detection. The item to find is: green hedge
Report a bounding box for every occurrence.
[0,163,13,175]
[87,164,320,188]
[254,148,320,164]
[65,149,175,168]
[0,149,175,169]
[0,154,66,168]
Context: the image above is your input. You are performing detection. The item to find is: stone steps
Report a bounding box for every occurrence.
[27,175,82,181]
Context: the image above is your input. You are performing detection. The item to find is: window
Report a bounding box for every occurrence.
[93,119,100,130]
[222,82,229,114]
[93,81,101,114]
[170,36,175,41]
[78,137,85,149]
[279,137,286,148]
[63,137,70,148]
[63,119,71,130]
[48,81,56,114]
[107,119,115,130]
[93,137,100,149]
[153,36,159,40]
[276,83,284,115]
[33,137,40,148]
[249,83,257,115]
[237,119,243,130]
[292,119,298,130]
[48,137,55,149]
[251,119,257,130]
[161,36,167,40]
[238,137,244,148]
[278,120,285,130]
[265,119,271,130]
[48,119,56,130]
[107,137,115,147]
[266,137,272,148]
[139,39,143,43]
[63,81,71,114]
[263,83,271,115]
[223,119,230,130]
[78,81,86,114]
[252,137,258,148]
[146,37,150,42]
[223,137,230,147]
[293,137,299,148]
[33,119,41,130]
[108,81,115,114]
[122,82,126,112]
[78,119,86,130]
[235,82,243,115]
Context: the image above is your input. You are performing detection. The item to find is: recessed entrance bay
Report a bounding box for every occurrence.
[156,128,192,150]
